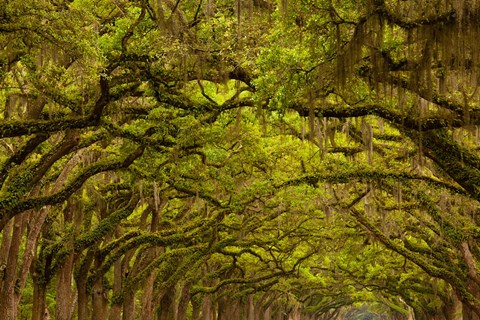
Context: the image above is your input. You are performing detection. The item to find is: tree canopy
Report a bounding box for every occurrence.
[1,0,480,319]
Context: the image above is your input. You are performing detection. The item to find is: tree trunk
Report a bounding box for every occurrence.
[0,214,25,320]
[92,277,109,320]
[246,295,255,320]
[55,252,76,320]
[289,305,301,320]
[76,275,89,320]
[121,248,136,320]
[463,303,480,320]
[0,219,13,293]
[122,291,136,320]
[55,200,77,320]
[443,292,463,320]
[264,306,272,320]
[140,248,161,319]
[141,272,156,320]
[177,283,191,320]
[192,297,202,320]
[31,275,48,320]
[16,207,49,317]
[202,295,212,320]
[76,250,95,320]
[109,257,123,320]
[158,285,176,320]
[218,297,241,320]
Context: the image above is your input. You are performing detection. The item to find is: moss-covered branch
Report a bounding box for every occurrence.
[412,129,480,201]
[0,146,145,230]
[278,169,465,195]
[293,103,469,131]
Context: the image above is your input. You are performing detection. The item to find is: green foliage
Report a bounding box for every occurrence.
[1,0,480,319]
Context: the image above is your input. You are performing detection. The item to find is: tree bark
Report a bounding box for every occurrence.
[158,285,176,320]
[121,248,136,320]
[264,306,272,320]
[31,274,48,320]
[55,200,77,320]
[0,214,25,320]
[218,297,241,320]
[463,303,480,320]
[247,295,255,320]
[141,272,156,320]
[0,219,13,293]
[109,256,123,320]
[92,277,109,320]
[76,250,95,320]
[442,292,463,320]
[177,283,191,320]
[201,295,212,320]
[16,207,49,314]
[55,252,76,320]
[122,290,136,320]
